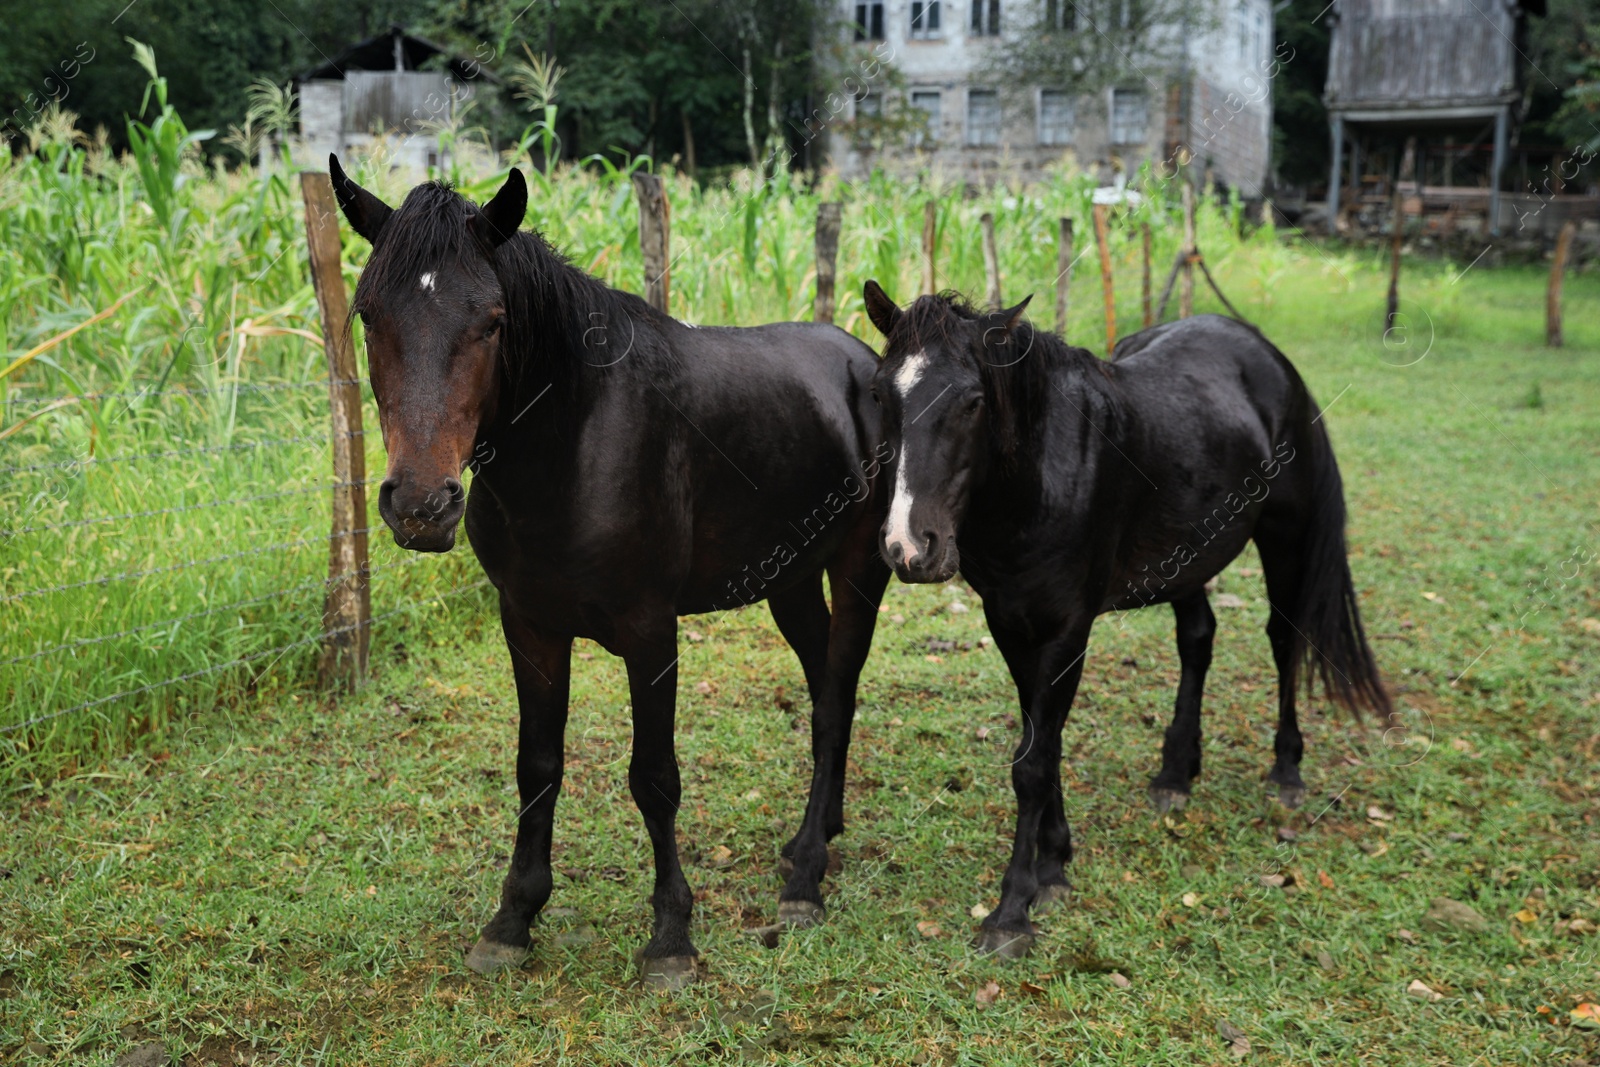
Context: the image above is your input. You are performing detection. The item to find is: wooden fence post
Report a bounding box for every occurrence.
[1179,182,1196,319]
[921,199,938,294]
[1093,203,1115,354]
[632,172,671,313]
[981,211,1002,307]
[1387,137,1416,332]
[1548,218,1576,347]
[301,172,371,691]
[1141,222,1153,329]
[1056,217,1074,336]
[814,202,842,324]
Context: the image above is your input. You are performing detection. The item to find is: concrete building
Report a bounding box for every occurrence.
[824,0,1276,194]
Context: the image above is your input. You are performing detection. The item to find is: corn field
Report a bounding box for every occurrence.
[0,74,1278,785]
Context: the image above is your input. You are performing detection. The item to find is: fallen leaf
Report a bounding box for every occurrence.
[969,903,991,920]
[1277,827,1298,842]
[889,717,904,726]
[1395,928,1418,944]
[1572,1003,1600,1029]
[685,630,705,642]
[974,980,1002,1006]
[365,885,377,896]
[1421,590,1441,602]
[916,921,943,938]
[1214,593,1246,608]
[949,601,970,614]
[1217,1020,1251,1058]
[1317,950,1336,971]
[975,726,991,741]
[1366,805,1394,821]
[1182,892,1201,908]
[1259,874,1286,889]
[695,681,712,694]
[1406,979,1443,1002]
[1566,918,1596,936]
[707,845,735,869]
[1108,972,1130,988]
[890,614,905,623]
[1318,870,1335,889]
[924,654,944,664]
[1420,897,1489,934]
[1580,618,1600,634]
[1450,737,1473,752]
[1020,980,1047,998]
[1514,908,1538,924]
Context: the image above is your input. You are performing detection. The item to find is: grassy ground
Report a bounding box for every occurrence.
[3,256,1599,1065]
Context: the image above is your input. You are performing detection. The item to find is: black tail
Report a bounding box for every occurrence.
[1293,415,1391,718]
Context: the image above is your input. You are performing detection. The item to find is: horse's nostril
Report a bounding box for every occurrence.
[888,540,905,565]
[443,476,464,503]
[378,479,398,512]
[922,530,939,555]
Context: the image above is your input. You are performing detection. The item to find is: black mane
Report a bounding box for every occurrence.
[352,180,674,438]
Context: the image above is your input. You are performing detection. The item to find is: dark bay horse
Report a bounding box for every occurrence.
[331,156,891,988]
[862,282,1389,958]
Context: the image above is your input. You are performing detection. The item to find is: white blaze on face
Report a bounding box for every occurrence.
[419,272,436,293]
[884,352,929,564]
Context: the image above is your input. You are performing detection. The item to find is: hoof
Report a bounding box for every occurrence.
[465,938,529,976]
[1148,786,1190,813]
[638,954,699,991]
[1032,883,1071,913]
[973,926,1035,959]
[777,899,827,928]
[1276,784,1306,809]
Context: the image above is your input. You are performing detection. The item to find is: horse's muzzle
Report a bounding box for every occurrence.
[378,475,465,553]
[882,529,959,584]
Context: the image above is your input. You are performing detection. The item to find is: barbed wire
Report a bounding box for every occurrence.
[0,432,352,475]
[1,476,382,538]
[0,577,493,736]
[0,378,368,409]
[0,527,385,606]
[0,556,425,671]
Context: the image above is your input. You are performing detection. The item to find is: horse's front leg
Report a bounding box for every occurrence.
[976,620,1092,959]
[620,614,699,989]
[467,601,572,975]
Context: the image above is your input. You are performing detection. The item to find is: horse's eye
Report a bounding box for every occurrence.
[484,317,506,340]
[967,396,985,414]
[870,387,881,406]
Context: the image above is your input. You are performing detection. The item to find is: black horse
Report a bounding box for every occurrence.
[862,282,1389,958]
[330,157,892,988]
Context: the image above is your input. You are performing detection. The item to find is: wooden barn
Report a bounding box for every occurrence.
[296,26,494,173]
[1323,0,1551,235]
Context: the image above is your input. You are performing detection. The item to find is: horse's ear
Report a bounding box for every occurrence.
[329,154,393,244]
[475,168,528,248]
[863,280,902,337]
[991,294,1032,333]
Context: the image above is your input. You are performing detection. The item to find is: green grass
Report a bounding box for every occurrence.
[3,255,1598,1064]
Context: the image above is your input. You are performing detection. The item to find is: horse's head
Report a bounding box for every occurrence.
[332,156,526,552]
[864,280,1031,583]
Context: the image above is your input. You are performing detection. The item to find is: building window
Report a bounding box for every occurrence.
[971,0,1001,36]
[855,89,881,121]
[1044,0,1077,31]
[911,90,941,146]
[1110,87,1147,144]
[1038,89,1074,146]
[967,89,1001,145]
[1234,1,1250,63]
[911,0,943,38]
[854,1,885,41]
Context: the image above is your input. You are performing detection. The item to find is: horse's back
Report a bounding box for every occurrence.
[1109,314,1307,445]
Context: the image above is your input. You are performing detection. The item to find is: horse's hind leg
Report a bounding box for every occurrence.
[1148,590,1216,812]
[767,571,832,892]
[467,603,572,976]
[1256,529,1308,808]
[773,521,889,926]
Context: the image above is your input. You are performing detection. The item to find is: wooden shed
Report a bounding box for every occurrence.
[1323,0,1546,234]
[297,26,494,173]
